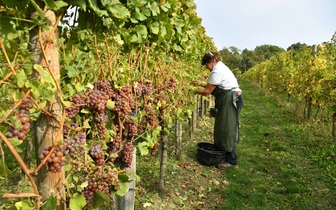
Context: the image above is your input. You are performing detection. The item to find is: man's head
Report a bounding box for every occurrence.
[201,51,220,70]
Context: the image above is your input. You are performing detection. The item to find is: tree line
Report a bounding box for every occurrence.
[219,42,311,75]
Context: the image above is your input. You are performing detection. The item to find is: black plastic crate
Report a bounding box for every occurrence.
[196,142,225,166]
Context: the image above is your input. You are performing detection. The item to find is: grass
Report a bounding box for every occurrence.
[135,80,336,210]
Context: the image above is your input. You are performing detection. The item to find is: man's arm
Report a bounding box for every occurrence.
[195,83,216,96]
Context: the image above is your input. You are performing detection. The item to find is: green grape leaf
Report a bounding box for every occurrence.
[106,100,115,110]
[93,191,110,207]
[135,25,148,42]
[9,137,23,148]
[130,0,146,7]
[118,174,131,183]
[160,25,167,37]
[132,8,147,21]
[44,0,68,10]
[141,7,151,17]
[40,87,55,101]
[106,3,130,19]
[116,181,129,196]
[15,200,33,210]
[176,108,185,121]
[64,163,72,172]
[80,108,90,114]
[16,69,27,88]
[88,0,109,17]
[160,2,171,12]
[114,34,124,45]
[149,21,160,35]
[81,181,88,189]
[25,80,55,100]
[173,44,182,52]
[137,141,149,156]
[72,0,87,10]
[33,64,56,86]
[62,100,72,107]
[75,83,85,92]
[70,193,86,210]
[130,34,138,43]
[66,84,75,97]
[54,1,68,9]
[164,56,173,63]
[148,2,160,16]
[64,66,79,78]
[25,81,40,98]
[44,195,57,210]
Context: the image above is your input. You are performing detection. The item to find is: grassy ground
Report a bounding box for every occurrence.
[135,80,336,210]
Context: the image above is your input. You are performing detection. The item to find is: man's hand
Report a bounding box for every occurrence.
[191,80,206,87]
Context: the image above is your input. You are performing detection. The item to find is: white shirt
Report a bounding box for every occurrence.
[208,61,242,92]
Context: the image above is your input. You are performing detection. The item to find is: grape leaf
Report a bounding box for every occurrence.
[54,1,68,10]
[149,21,160,35]
[116,181,129,196]
[88,0,109,17]
[44,195,57,210]
[137,142,149,156]
[93,191,110,207]
[148,2,160,16]
[118,174,133,183]
[16,70,27,88]
[44,0,68,10]
[106,100,115,110]
[129,0,146,7]
[70,193,86,210]
[132,8,147,21]
[160,2,171,12]
[33,64,56,88]
[106,3,130,19]
[65,66,79,78]
[15,200,33,210]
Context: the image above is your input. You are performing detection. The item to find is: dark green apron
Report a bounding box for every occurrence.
[211,86,238,152]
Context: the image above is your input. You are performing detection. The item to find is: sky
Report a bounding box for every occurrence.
[193,0,336,51]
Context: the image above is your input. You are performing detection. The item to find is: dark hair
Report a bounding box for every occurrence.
[201,51,221,65]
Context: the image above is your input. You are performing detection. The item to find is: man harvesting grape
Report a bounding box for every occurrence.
[194,51,243,168]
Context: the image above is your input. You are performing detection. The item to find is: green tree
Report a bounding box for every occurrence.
[241,49,259,72]
[254,44,285,61]
[219,46,243,71]
[287,42,309,51]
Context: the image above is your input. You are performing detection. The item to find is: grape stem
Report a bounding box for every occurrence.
[0,132,41,200]
[0,38,16,75]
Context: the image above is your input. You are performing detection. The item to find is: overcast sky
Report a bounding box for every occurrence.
[194,0,336,51]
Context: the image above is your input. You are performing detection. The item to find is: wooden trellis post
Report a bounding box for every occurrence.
[119,148,136,210]
[30,10,66,209]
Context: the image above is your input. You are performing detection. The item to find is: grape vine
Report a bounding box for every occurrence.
[0,0,216,208]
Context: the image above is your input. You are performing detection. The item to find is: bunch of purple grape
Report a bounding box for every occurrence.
[39,144,67,173]
[82,167,119,206]
[122,141,133,168]
[7,96,33,140]
[89,144,105,166]
[65,93,86,118]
